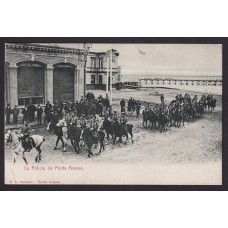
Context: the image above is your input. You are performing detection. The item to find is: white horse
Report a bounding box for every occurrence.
[56,119,69,151]
[5,130,45,165]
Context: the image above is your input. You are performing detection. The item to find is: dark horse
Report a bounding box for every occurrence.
[81,127,106,157]
[173,109,184,127]
[207,98,217,112]
[142,110,157,129]
[68,125,82,153]
[112,120,133,146]
[157,112,169,133]
[101,117,113,141]
[47,120,81,153]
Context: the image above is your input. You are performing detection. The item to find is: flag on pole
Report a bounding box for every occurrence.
[138,49,145,55]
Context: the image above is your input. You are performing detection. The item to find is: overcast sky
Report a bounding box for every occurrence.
[45,43,222,76]
[90,44,222,76]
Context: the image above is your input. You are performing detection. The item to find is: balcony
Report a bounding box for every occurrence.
[86,67,119,73]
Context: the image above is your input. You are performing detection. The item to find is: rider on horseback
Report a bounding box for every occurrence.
[90,117,99,137]
[120,113,128,131]
[110,111,118,122]
[145,103,150,112]
[20,122,34,152]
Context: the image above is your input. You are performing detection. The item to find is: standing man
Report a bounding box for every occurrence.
[5,103,12,125]
[136,100,141,118]
[37,104,43,125]
[120,99,125,114]
[44,101,52,124]
[160,94,164,104]
[22,105,29,124]
[12,105,19,124]
[30,103,37,122]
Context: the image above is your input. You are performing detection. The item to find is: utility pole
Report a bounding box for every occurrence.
[106,55,109,97]
[109,49,113,115]
[83,43,92,98]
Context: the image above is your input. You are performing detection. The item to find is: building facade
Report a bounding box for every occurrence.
[5,43,121,107]
[121,74,222,92]
[86,51,120,90]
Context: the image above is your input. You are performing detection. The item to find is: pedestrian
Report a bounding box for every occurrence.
[12,105,19,124]
[5,103,12,124]
[44,101,52,124]
[22,105,29,123]
[30,103,37,122]
[120,99,125,113]
[136,100,141,118]
[132,99,136,112]
[37,104,43,125]
[160,95,164,103]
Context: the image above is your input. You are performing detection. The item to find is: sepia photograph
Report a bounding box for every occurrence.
[4,42,222,185]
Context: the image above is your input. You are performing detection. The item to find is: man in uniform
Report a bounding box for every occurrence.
[71,113,78,126]
[5,104,12,125]
[12,105,19,124]
[20,122,34,152]
[136,100,141,118]
[120,113,128,131]
[160,95,164,104]
[22,105,29,124]
[30,103,37,122]
[44,101,52,124]
[120,99,125,114]
[145,103,150,112]
[110,111,118,123]
[37,104,43,125]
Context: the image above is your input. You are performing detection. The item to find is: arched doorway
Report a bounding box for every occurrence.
[17,61,45,106]
[53,63,75,102]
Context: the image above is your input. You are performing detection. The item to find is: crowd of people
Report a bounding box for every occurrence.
[120,98,141,117]
[5,92,110,126]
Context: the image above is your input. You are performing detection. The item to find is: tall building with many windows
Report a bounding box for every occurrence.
[86,51,120,90]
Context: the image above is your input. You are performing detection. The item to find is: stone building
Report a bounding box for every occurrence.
[5,43,121,107]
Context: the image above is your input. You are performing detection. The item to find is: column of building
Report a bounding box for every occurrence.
[46,64,54,104]
[8,63,18,106]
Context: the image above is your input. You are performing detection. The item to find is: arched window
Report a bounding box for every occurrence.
[17,61,45,105]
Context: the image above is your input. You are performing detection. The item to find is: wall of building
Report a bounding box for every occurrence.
[5,43,86,107]
[139,78,222,94]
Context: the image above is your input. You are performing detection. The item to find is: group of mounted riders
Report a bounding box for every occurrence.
[46,108,133,157]
[143,93,217,132]
[6,91,217,160]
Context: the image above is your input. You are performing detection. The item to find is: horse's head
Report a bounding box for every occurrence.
[5,130,12,143]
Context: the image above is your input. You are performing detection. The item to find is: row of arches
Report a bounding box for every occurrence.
[5,60,78,106]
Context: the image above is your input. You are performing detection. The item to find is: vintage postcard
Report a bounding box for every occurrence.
[4,42,222,185]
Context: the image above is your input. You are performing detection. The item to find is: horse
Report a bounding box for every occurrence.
[186,105,196,122]
[196,103,205,117]
[173,109,184,127]
[142,110,158,129]
[207,98,217,112]
[101,118,113,142]
[67,125,82,154]
[81,127,98,157]
[158,112,169,133]
[112,121,134,146]
[5,130,45,165]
